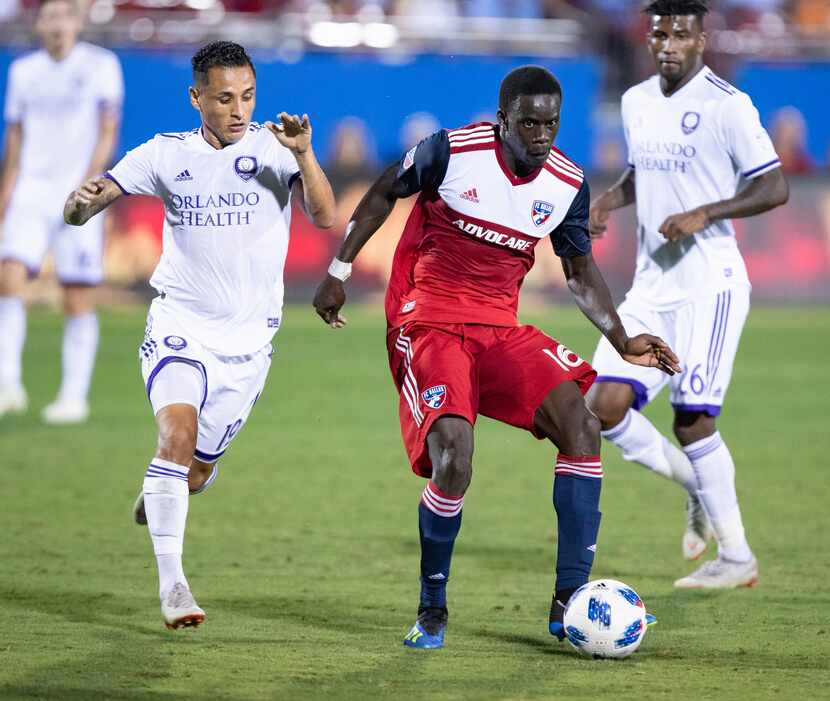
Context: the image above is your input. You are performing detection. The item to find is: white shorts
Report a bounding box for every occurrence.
[139,302,272,463]
[1,180,104,284]
[592,288,750,416]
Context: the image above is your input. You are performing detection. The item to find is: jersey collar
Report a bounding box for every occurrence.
[195,125,252,153]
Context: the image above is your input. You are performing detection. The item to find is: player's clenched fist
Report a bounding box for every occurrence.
[266,113,312,155]
[64,176,118,225]
[659,207,710,242]
[588,202,611,239]
[313,276,348,329]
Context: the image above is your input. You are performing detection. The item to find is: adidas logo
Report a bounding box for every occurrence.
[174,169,193,182]
[460,187,479,203]
[587,544,597,552]
[427,573,446,580]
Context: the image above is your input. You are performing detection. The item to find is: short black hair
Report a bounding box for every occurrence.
[642,0,709,18]
[499,65,562,112]
[192,41,255,86]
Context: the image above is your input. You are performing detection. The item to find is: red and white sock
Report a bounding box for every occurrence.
[420,481,464,517]
[555,454,603,479]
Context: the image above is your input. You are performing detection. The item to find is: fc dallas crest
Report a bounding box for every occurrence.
[532,200,554,227]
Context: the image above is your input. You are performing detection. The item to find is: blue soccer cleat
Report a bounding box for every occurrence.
[548,597,567,641]
[403,606,448,649]
[646,613,657,626]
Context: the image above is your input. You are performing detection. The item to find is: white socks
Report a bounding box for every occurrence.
[0,296,26,390]
[58,312,99,402]
[602,409,697,493]
[683,432,753,563]
[143,458,190,598]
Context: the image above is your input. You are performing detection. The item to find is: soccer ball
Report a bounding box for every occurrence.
[562,579,649,659]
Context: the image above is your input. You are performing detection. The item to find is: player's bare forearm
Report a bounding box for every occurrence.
[64,176,122,226]
[81,111,119,183]
[562,253,681,375]
[0,123,22,217]
[312,164,400,328]
[660,168,789,242]
[337,163,401,262]
[702,168,789,222]
[562,254,628,353]
[294,148,335,229]
[589,167,635,237]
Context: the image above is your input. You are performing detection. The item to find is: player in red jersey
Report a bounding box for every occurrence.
[314,66,680,649]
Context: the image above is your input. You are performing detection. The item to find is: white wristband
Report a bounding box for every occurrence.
[328,257,352,281]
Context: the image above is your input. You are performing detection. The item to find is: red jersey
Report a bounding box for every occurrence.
[385,123,590,330]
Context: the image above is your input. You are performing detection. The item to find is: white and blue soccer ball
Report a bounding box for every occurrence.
[562,579,649,659]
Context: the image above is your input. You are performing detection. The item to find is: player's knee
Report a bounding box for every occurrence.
[0,261,27,296]
[62,285,94,316]
[585,382,633,430]
[672,411,716,446]
[427,418,474,495]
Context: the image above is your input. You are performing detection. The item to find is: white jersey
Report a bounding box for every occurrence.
[107,124,300,355]
[3,42,123,188]
[623,65,780,309]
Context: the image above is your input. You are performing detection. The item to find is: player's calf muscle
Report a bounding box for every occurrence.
[155,405,198,465]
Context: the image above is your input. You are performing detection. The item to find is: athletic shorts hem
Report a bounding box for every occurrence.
[194,447,227,462]
[145,356,209,413]
[0,255,39,279]
[595,375,649,411]
[671,402,722,417]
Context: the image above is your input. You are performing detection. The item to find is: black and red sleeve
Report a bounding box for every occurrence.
[392,130,451,198]
[550,179,592,259]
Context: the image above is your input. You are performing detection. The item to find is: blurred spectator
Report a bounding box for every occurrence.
[326,116,378,194]
[791,0,830,35]
[771,106,814,174]
[399,111,440,151]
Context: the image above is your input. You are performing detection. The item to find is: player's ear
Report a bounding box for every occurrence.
[188,86,201,112]
[698,30,707,53]
[496,109,508,134]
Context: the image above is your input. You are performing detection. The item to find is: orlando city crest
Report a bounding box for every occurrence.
[681,111,700,135]
[422,385,447,410]
[234,155,259,181]
[532,200,554,227]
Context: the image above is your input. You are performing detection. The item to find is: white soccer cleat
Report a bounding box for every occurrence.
[133,491,147,525]
[0,386,27,418]
[682,495,713,561]
[674,556,759,590]
[162,582,205,630]
[41,398,89,425]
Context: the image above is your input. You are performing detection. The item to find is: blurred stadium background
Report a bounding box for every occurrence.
[1,0,829,307]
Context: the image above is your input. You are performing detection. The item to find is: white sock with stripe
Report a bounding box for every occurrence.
[143,458,190,598]
[683,432,753,563]
[602,409,697,493]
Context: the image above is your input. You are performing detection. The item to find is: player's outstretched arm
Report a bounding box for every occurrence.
[266,113,335,229]
[659,167,789,242]
[312,163,404,328]
[588,167,635,239]
[562,253,681,375]
[0,123,22,222]
[64,176,123,226]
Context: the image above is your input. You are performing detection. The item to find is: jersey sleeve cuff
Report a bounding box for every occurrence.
[287,171,301,190]
[742,158,780,179]
[104,172,129,196]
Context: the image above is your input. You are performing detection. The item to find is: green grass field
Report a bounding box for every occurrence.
[1,304,828,701]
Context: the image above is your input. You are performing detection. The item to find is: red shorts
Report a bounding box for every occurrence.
[387,322,596,477]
